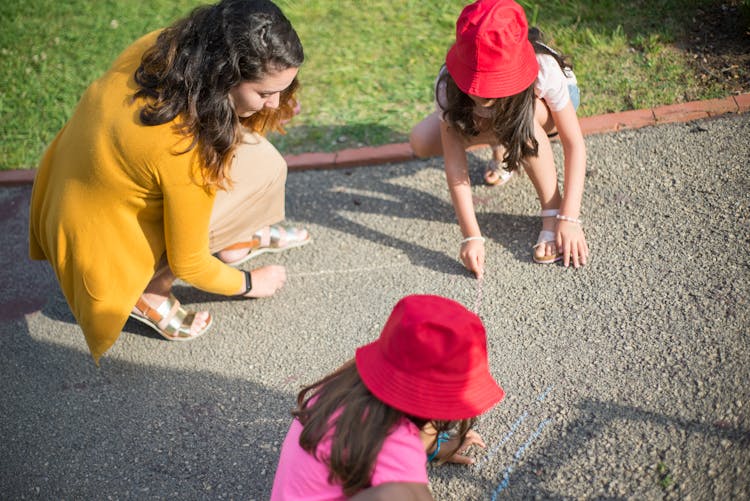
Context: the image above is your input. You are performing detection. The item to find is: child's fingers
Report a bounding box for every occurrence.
[562,239,572,268]
[463,430,486,448]
[578,239,588,265]
[448,453,475,465]
[559,226,588,268]
[473,255,484,279]
[460,254,477,275]
[555,231,569,267]
[460,243,485,279]
[571,232,589,267]
[569,240,579,268]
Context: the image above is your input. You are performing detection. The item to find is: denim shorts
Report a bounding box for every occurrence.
[568,83,580,110]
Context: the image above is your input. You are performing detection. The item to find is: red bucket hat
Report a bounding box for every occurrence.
[355,295,504,421]
[445,0,539,98]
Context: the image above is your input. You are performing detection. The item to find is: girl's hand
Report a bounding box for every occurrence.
[243,265,287,297]
[460,239,485,279]
[438,430,487,465]
[556,220,589,268]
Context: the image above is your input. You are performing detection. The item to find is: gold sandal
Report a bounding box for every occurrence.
[129,293,212,341]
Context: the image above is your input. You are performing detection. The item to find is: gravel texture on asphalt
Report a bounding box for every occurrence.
[1,113,748,500]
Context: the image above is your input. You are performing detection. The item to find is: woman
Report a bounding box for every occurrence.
[29,0,309,363]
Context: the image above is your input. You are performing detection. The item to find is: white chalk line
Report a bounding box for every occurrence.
[474,275,484,314]
[288,261,409,278]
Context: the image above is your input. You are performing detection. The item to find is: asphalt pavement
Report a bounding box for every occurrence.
[1,112,748,500]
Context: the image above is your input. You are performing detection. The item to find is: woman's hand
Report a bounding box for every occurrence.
[460,239,485,279]
[438,430,487,465]
[243,265,287,297]
[556,220,589,268]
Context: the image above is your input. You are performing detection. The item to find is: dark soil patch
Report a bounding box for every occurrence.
[678,1,750,95]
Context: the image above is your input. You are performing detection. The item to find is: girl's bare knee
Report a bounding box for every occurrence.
[409,130,430,158]
[409,113,442,158]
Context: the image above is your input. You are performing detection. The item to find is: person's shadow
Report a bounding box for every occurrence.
[283,153,542,275]
[0,185,58,324]
[0,322,295,499]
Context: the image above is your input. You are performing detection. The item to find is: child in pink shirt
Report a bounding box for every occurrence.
[270,294,505,500]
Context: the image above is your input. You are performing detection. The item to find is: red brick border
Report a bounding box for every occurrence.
[0,169,37,185]
[3,93,748,184]
[733,93,750,113]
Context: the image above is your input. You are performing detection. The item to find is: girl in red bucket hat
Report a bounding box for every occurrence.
[270,295,504,500]
[410,0,589,271]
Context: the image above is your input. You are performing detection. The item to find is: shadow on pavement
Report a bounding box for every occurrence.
[0,329,292,500]
[0,186,56,323]
[284,158,544,275]
[436,397,749,500]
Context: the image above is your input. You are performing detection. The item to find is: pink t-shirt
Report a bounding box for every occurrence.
[270,416,428,500]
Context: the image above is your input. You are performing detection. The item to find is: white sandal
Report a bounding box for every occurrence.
[532,209,563,264]
[483,160,515,186]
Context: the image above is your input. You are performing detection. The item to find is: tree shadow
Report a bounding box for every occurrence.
[431,397,750,500]
[0,321,295,500]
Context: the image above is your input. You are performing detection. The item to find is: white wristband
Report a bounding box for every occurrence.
[556,214,582,225]
[460,236,486,245]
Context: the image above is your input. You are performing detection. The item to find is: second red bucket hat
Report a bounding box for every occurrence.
[445,0,539,98]
[355,295,504,421]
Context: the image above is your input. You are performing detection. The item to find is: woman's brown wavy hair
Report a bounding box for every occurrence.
[134,0,303,189]
[292,361,476,496]
[437,27,572,173]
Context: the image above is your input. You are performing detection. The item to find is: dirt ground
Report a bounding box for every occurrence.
[680,1,750,96]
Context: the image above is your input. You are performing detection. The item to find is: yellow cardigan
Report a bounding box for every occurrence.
[29,31,245,362]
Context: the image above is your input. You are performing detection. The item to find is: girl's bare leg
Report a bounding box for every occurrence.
[524,99,562,261]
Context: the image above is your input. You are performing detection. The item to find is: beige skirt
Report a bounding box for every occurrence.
[208,132,287,253]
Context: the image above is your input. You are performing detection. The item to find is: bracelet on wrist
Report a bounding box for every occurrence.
[556,214,582,225]
[426,431,452,462]
[460,236,485,246]
[236,270,252,296]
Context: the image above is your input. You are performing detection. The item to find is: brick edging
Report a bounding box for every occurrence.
[3,93,748,185]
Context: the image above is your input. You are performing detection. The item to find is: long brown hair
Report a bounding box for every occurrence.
[134,0,303,188]
[438,27,572,172]
[292,361,476,496]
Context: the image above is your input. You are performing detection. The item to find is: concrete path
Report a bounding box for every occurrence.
[1,112,748,500]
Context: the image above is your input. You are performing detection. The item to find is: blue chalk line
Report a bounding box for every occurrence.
[474,411,527,471]
[475,385,554,471]
[490,417,554,500]
[536,384,554,402]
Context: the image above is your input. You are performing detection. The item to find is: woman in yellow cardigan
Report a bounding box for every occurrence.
[29,0,310,363]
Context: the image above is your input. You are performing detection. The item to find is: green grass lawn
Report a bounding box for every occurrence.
[0,0,745,170]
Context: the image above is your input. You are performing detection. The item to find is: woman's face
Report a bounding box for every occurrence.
[229,66,299,118]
